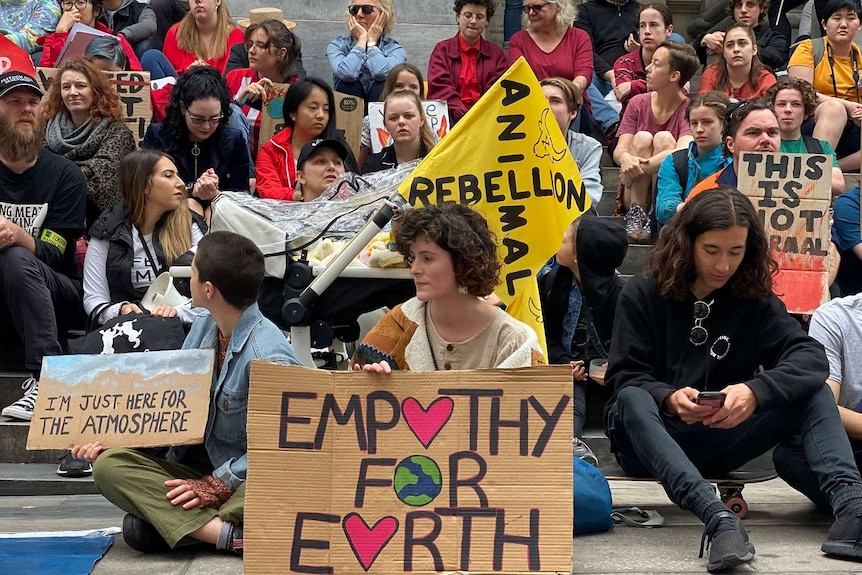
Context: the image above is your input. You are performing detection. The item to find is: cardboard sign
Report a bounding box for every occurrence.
[396,57,590,355]
[244,363,573,574]
[26,349,214,450]
[258,87,364,157]
[368,100,450,153]
[36,67,152,145]
[737,152,831,314]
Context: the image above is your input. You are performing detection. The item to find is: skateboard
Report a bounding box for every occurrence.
[599,463,778,519]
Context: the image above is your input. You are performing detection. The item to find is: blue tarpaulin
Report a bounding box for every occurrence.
[0,531,115,575]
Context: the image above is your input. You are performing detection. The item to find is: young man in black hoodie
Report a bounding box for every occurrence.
[606,187,862,572]
[539,214,628,465]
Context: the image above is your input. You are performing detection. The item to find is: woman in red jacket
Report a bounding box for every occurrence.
[40,0,141,70]
[140,0,242,78]
[256,78,358,201]
[427,0,507,125]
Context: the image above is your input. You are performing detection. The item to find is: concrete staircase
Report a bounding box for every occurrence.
[1,159,860,494]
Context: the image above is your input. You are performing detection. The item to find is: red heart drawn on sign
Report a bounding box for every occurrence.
[401,397,454,448]
[342,513,399,572]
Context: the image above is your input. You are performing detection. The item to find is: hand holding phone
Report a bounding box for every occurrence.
[696,391,726,409]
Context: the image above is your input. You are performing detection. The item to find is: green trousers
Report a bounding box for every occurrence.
[93,448,244,548]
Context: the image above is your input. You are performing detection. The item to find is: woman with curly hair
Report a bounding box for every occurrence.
[84,149,206,326]
[42,57,136,229]
[327,0,406,106]
[351,203,544,372]
[605,186,862,570]
[697,23,776,100]
[142,65,251,216]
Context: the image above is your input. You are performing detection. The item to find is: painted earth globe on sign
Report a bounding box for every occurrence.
[393,455,442,506]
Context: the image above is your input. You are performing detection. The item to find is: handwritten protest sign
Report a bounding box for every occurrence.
[738,152,831,314]
[36,68,151,145]
[244,363,573,574]
[26,350,213,450]
[368,100,450,153]
[259,86,364,156]
[396,58,589,354]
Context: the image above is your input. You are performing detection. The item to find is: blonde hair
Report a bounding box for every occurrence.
[345,0,396,36]
[176,1,237,62]
[119,149,193,267]
[522,0,577,32]
[384,90,435,157]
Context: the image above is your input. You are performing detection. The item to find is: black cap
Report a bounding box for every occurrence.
[0,71,43,99]
[296,138,348,170]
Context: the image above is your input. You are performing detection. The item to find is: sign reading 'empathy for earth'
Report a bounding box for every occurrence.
[245,363,573,574]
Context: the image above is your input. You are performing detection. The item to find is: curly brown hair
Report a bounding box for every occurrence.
[42,58,123,122]
[726,0,770,18]
[649,186,776,301]
[395,204,501,297]
[764,75,818,122]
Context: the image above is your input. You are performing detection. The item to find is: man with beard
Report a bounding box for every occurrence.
[0,68,87,424]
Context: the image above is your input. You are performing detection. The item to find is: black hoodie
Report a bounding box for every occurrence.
[606,272,828,412]
[539,215,628,364]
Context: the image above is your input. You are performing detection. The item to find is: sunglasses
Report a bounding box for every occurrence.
[689,299,713,346]
[348,4,377,15]
[522,2,552,14]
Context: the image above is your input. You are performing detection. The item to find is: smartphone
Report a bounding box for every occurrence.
[696,391,726,408]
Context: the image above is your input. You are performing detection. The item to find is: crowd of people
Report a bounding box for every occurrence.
[2,0,862,571]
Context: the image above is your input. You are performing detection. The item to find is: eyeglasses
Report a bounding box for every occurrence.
[61,0,90,9]
[348,4,377,15]
[522,2,552,14]
[689,299,713,346]
[186,111,223,126]
[245,40,271,52]
[460,11,487,22]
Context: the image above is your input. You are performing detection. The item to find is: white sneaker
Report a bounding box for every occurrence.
[2,377,39,421]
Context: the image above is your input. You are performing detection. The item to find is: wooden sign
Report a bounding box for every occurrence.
[36,67,152,146]
[738,151,832,314]
[368,99,450,153]
[258,86,364,160]
[26,349,213,450]
[244,363,573,574]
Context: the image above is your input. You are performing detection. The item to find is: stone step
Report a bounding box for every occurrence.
[0,371,30,410]
[0,420,67,464]
[0,463,97,496]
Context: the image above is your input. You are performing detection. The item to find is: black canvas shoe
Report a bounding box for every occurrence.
[699,511,755,572]
[122,514,170,553]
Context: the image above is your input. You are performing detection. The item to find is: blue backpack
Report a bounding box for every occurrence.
[574,457,614,534]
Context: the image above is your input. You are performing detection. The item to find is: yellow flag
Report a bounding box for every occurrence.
[397,58,591,355]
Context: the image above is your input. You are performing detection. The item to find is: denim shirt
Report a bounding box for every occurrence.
[326,33,406,97]
[168,303,300,491]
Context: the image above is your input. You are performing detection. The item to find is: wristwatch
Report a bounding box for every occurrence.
[366,41,377,48]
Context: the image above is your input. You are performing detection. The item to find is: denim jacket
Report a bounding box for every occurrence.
[326,33,406,98]
[168,303,300,491]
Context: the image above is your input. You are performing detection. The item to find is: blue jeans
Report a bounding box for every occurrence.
[587,76,619,133]
[141,49,178,80]
[504,0,522,42]
[227,103,254,176]
[608,385,862,520]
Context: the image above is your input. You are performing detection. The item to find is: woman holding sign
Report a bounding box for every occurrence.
[42,57,136,229]
[351,203,545,372]
[225,19,302,155]
[256,77,358,201]
[39,0,141,70]
[361,90,435,174]
[605,186,862,570]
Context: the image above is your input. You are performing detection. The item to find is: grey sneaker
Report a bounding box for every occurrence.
[1,377,38,421]
[624,205,646,243]
[573,437,599,466]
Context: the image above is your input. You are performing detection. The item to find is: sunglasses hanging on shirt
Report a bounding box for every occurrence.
[689,299,714,346]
